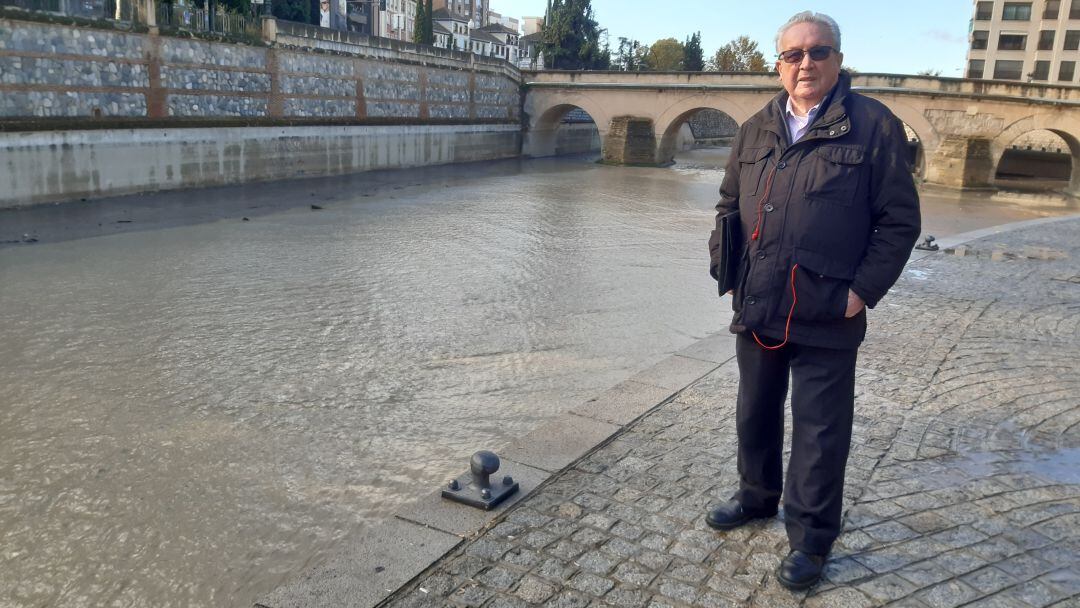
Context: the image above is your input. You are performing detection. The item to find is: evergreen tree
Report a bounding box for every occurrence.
[615,37,642,71]
[413,0,426,44]
[683,32,704,71]
[424,0,433,44]
[540,0,608,70]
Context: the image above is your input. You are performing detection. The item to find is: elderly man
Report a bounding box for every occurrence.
[707,11,921,590]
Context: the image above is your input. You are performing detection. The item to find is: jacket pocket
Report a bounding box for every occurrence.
[738,146,773,196]
[807,144,864,206]
[778,247,854,322]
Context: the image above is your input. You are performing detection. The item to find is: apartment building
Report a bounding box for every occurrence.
[379,0,417,41]
[967,0,1080,83]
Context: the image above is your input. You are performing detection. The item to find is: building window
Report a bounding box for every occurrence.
[1066,30,1080,48]
[976,1,994,19]
[972,30,990,49]
[1039,30,1056,49]
[1046,0,1061,17]
[1032,60,1051,79]
[968,59,985,78]
[994,59,1025,79]
[999,33,1028,49]
[1002,2,1033,19]
[1060,60,1076,80]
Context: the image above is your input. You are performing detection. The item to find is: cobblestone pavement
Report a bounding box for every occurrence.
[384,218,1080,608]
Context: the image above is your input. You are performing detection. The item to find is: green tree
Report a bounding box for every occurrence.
[645,37,684,71]
[413,0,426,44]
[682,31,704,71]
[271,0,309,23]
[425,0,433,43]
[710,36,768,71]
[614,37,641,71]
[541,0,608,70]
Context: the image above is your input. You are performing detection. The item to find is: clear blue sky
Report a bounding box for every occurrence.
[495,0,972,76]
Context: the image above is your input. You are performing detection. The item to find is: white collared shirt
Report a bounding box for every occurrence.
[785,97,823,143]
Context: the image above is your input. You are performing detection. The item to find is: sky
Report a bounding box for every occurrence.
[494,0,973,76]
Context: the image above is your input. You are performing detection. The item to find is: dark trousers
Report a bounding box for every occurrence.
[733,332,858,555]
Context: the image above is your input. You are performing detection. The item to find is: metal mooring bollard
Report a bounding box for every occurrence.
[441,450,519,510]
[915,235,939,251]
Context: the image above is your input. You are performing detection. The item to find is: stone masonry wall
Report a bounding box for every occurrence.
[0,18,520,123]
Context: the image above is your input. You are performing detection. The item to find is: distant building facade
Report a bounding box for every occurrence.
[379,0,417,41]
[967,0,1080,83]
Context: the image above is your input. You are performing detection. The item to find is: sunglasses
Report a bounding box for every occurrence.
[778,45,835,64]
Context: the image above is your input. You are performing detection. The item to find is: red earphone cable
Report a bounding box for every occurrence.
[752,263,799,350]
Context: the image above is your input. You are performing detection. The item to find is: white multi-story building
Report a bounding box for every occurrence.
[475,23,519,63]
[967,0,1080,83]
[379,0,416,41]
[432,7,471,51]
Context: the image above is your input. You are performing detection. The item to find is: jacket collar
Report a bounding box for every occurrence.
[763,71,852,143]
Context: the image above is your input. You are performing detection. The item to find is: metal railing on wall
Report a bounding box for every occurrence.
[156,3,259,37]
[0,0,140,22]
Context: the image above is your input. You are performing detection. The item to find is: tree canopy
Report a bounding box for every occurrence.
[413,0,428,44]
[683,32,704,72]
[645,38,683,71]
[613,37,642,71]
[271,0,309,23]
[541,0,610,70]
[710,36,768,72]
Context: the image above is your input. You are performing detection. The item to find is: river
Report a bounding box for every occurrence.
[0,149,1074,606]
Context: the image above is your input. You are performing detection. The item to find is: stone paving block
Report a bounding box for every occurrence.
[992,578,1067,607]
[570,380,675,426]
[1039,568,1080,596]
[625,355,718,392]
[856,572,919,602]
[256,517,459,608]
[894,558,957,588]
[574,550,620,575]
[500,413,621,473]
[603,586,652,608]
[960,565,1019,594]
[655,576,699,604]
[915,579,981,608]
[514,575,557,603]
[803,587,877,608]
[675,332,737,365]
[395,459,550,537]
[824,555,876,584]
[566,571,614,596]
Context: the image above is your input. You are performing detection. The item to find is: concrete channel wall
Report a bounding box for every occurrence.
[0,17,524,207]
[0,125,522,207]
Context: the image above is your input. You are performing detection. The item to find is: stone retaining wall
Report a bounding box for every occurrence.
[0,17,521,123]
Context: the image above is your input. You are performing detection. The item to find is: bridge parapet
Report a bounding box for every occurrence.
[524,71,1080,105]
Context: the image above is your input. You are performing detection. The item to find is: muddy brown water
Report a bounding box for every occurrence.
[1,149,1075,607]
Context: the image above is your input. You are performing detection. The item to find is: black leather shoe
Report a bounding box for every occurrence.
[777,550,826,591]
[705,499,777,530]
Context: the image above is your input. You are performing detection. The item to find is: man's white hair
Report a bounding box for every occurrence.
[775,11,841,53]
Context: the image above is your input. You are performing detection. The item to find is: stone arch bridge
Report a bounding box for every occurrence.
[522,71,1080,194]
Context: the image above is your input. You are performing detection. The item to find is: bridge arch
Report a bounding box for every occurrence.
[523,94,612,158]
[653,94,756,165]
[993,114,1080,194]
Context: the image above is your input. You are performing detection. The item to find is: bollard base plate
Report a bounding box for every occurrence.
[441,474,519,511]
